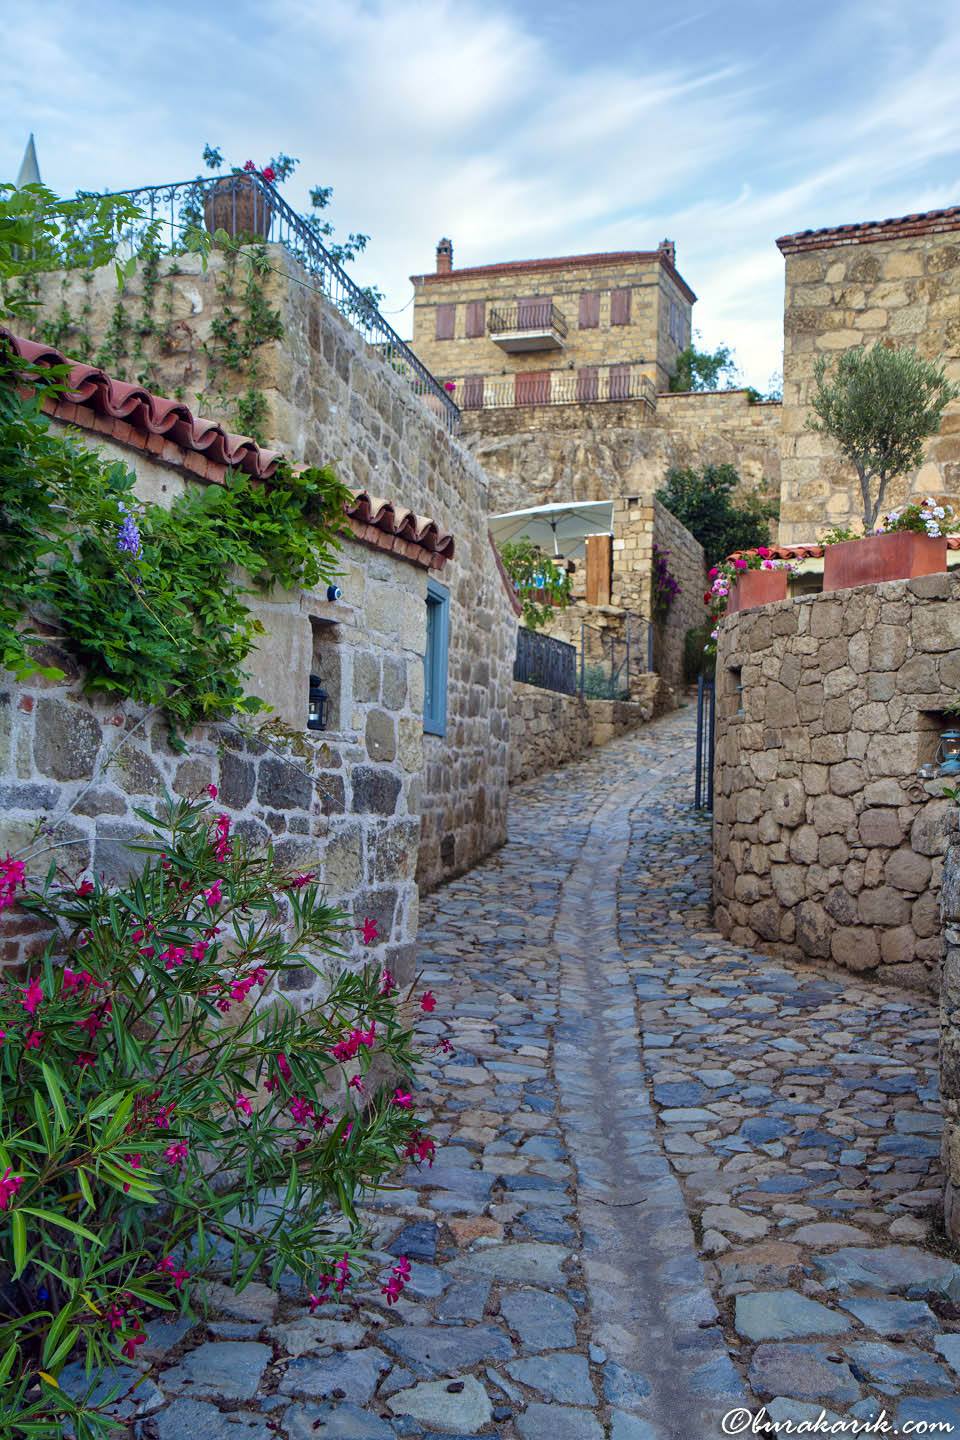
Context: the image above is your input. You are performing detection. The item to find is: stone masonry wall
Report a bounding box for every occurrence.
[27,246,520,894]
[462,388,781,518]
[652,501,706,690]
[779,228,960,545]
[715,571,960,990]
[508,681,653,785]
[940,841,960,1243]
[0,443,430,998]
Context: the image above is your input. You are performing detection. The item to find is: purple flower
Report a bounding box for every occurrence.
[116,502,142,560]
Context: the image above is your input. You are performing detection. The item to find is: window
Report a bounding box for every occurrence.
[669,300,685,344]
[465,300,485,338]
[435,304,455,340]
[424,578,450,736]
[578,291,600,329]
[610,288,632,325]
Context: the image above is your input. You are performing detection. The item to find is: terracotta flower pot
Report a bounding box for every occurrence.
[203,176,274,242]
[727,568,788,614]
[822,531,947,592]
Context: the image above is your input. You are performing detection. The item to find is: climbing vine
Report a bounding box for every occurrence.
[0,357,351,733]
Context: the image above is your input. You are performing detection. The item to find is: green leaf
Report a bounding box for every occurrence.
[19,1207,102,1245]
[41,1062,70,1134]
[11,1211,26,1278]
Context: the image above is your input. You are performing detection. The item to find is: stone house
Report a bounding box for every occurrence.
[0,333,462,995]
[777,206,960,545]
[24,241,521,894]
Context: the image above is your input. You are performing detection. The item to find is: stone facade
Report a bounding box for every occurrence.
[940,840,960,1244]
[0,437,437,997]
[410,241,694,397]
[714,571,960,989]
[26,245,520,893]
[777,211,960,545]
[463,386,782,518]
[652,501,708,689]
[508,681,657,785]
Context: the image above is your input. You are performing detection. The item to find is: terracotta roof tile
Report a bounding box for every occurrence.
[4,330,454,572]
[777,206,960,255]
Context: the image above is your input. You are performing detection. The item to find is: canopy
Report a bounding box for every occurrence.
[489,500,613,560]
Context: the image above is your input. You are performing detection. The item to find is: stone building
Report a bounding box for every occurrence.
[410,238,694,402]
[24,244,520,894]
[0,334,461,993]
[777,206,960,545]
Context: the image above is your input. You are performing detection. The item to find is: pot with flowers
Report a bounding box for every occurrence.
[703,547,795,655]
[200,144,294,242]
[821,498,954,592]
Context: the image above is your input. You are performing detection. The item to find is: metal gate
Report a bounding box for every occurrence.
[694,674,715,810]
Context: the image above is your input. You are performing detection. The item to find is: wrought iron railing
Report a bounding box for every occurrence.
[576,613,652,699]
[488,300,569,339]
[455,366,655,411]
[87,174,460,434]
[514,626,578,696]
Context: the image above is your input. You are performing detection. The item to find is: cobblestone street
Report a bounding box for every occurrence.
[102,707,960,1438]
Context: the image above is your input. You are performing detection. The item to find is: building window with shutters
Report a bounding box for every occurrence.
[465,300,485,338]
[578,291,600,329]
[610,288,632,326]
[435,304,455,341]
[424,578,450,736]
[669,300,684,344]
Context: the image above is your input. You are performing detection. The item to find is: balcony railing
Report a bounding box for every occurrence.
[488,301,568,352]
[452,366,656,412]
[514,626,578,695]
[84,174,461,434]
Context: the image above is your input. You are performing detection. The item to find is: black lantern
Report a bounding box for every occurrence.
[308,674,328,731]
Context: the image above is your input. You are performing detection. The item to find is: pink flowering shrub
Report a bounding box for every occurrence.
[702,547,795,655]
[0,795,437,1438]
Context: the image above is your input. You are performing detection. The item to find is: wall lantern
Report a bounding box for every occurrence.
[308,674,329,731]
[326,584,342,602]
[938,727,960,775]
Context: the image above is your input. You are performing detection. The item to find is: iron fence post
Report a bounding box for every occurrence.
[626,613,631,696]
[580,621,585,698]
[695,674,704,808]
[647,620,654,673]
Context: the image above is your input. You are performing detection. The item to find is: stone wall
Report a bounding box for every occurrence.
[778,219,960,545]
[0,444,431,996]
[652,501,707,690]
[462,387,781,518]
[714,570,960,990]
[940,841,960,1243]
[508,681,656,785]
[27,246,520,893]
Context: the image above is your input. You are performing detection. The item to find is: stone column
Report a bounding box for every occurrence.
[941,839,960,1243]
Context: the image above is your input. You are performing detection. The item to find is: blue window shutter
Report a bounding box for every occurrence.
[424,578,450,736]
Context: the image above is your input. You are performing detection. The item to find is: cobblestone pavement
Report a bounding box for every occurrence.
[94,707,960,1438]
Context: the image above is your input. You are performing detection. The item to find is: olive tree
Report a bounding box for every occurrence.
[807,342,959,530]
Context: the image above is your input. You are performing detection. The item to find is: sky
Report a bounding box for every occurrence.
[5,0,960,390]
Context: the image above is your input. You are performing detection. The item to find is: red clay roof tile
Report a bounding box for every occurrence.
[777,206,960,255]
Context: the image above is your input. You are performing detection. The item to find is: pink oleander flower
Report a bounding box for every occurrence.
[121,1329,145,1360]
[381,1254,411,1306]
[380,968,395,997]
[289,1095,315,1124]
[360,917,379,945]
[392,1089,413,1108]
[341,1122,353,1144]
[235,1094,252,1117]
[331,1031,361,1063]
[122,1153,142,1193]
[0,1168,24,1211]
[204,882,222,908]
[282,872,317,890]
[420,990,436,1013]
[162,945,187,971]
[190,941,209,961]
[405,1131,435,1166]
[348,1075,364,1094]
[0,854,26,911]
[163,1140,188,1167]
[276,1052,292,1080]
[308,1275,331,1312]
[25,1029,44,1050]
[20,975,43,1017]
[76,879,94,897]
[157,1256,191,1290]
[207,784,218,800]
[214,814,232,862]
[334,1253,351,1293]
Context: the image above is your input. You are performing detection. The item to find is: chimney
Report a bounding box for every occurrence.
[436,237,453,274]
[658,238,676,268]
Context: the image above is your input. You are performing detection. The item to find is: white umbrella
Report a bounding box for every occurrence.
[489,500,613,559]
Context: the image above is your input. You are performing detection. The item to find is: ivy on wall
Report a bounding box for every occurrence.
[0,364,351,734]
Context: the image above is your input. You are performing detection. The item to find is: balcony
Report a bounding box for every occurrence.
[488,300,568,353]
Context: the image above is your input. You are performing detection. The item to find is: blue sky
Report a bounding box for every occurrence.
[5,0,960,388]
